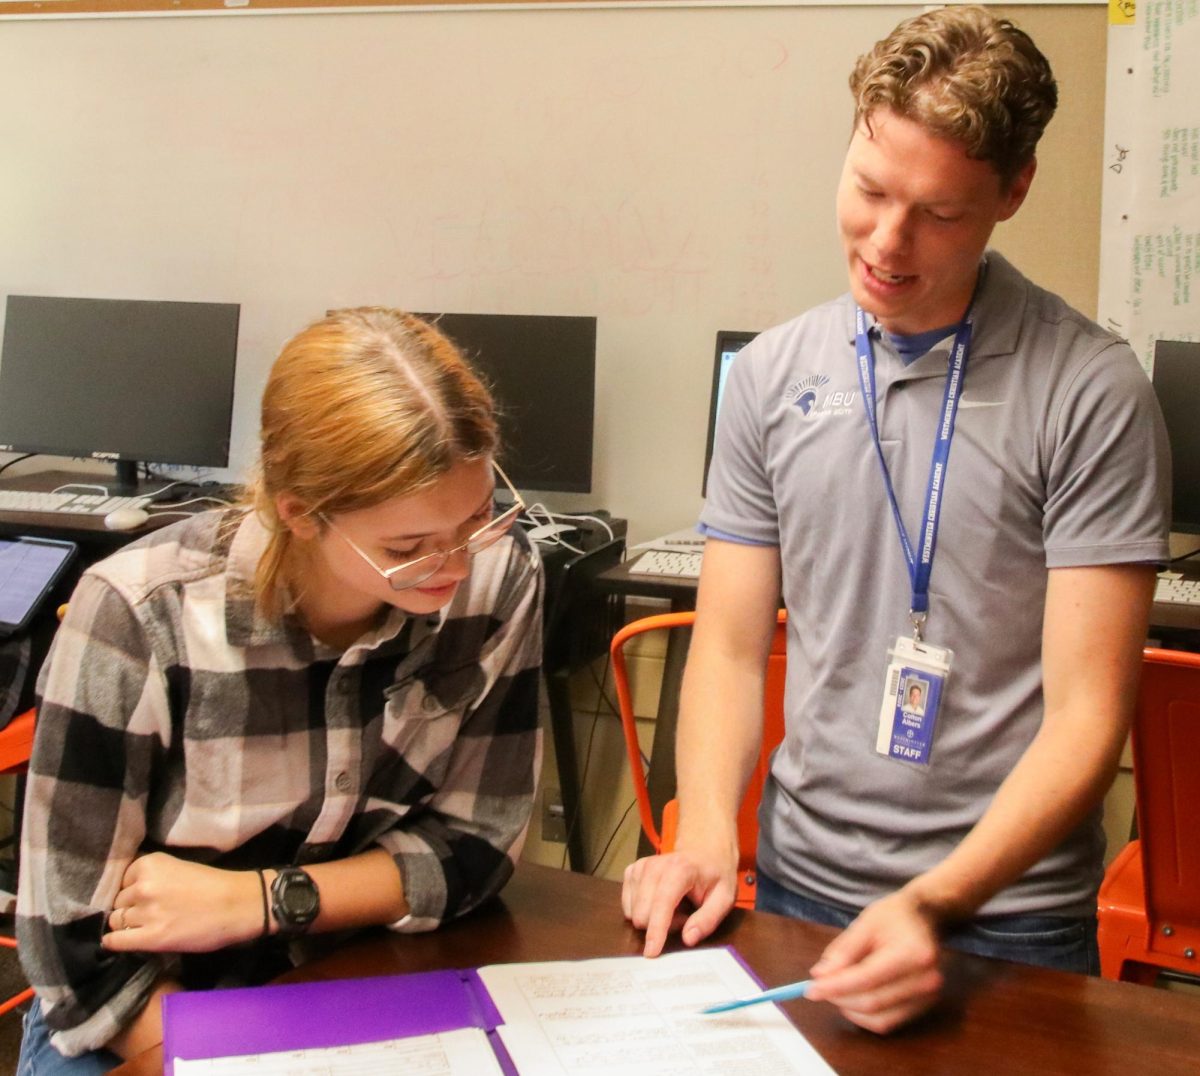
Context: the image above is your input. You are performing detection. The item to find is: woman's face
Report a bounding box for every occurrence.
[289,458,498,631]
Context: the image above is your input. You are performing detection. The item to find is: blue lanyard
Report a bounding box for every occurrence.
[854,307,974,639]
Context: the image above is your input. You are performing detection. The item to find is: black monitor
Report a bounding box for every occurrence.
[418,313,597,494]
[1152,339,1200,535]
[702,329,758,495]
[0,295,240,493]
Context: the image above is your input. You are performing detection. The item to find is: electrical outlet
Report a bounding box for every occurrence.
[542,788,567,843]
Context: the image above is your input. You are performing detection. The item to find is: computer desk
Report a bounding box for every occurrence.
[1148,570,1200,642]
[599,555,1200,855]
[110,862,1200,1076]
[0,469,183,549]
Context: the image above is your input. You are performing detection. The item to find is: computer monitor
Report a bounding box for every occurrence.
[418,313,597,494]
[1152,339,1200,535]
[702,330,758,495]
[0,295,240,493]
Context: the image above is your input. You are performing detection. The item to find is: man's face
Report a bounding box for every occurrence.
[835,109,1034,335]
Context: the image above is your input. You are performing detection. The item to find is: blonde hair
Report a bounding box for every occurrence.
[245,308,498,614]
[850,6,1058,187]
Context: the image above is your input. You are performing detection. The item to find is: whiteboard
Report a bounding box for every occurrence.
[0,5,1108,541]
[1098,1,1200,372]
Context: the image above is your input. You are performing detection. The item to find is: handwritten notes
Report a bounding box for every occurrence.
[478,948,837,1075]
[1099,2,1200,368]
[1123,1,1199,365]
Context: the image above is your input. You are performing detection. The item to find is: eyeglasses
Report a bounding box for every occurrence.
[320,463,525,591]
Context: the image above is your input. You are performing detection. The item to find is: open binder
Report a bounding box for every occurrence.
[163,947,837,1075]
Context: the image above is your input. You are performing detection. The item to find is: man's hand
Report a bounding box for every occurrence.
[804,889,944,1034]
[621,848,737,957]
[101,852,264,954]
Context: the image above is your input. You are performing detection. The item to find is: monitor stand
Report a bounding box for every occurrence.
[111,460,173,498]
[113,460,142,496]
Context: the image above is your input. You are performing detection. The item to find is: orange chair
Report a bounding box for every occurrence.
[1097,647,1200,984]
[0,706,36,778]
[611,610,787,908]
[0,706,37,1015]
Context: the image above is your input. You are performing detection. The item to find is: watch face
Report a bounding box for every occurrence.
[284,882,319,920]
[273,868,320,931]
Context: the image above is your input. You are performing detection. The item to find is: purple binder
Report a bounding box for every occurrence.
[162,968,513,1074]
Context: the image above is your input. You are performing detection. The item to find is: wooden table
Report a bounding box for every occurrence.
[115,863,1200,1075]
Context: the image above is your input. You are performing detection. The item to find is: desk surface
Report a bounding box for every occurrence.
[115,863,1200,1075]
[598,555,699,605]
[0,470,181,547]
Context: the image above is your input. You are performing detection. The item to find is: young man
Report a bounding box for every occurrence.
[622,7,1169,1034]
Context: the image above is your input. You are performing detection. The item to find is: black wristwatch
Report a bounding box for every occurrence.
[270,867,321,935]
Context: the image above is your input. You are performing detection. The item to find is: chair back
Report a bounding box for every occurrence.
[611,610,787,894]
[0,707,36,776]
[1133,648,1200,937]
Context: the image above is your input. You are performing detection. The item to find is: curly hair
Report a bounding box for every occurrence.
[849,6,1058,186]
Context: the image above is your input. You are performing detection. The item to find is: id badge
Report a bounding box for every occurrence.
[874,636,953,765]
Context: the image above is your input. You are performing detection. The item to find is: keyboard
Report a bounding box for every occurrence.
[0,489,153,517]
[1155,574,1200,606]
[629,548,704,578]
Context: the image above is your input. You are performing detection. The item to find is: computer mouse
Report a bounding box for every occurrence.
[103,506,151,532]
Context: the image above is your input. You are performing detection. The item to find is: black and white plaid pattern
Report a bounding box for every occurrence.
[16,509,543,1057]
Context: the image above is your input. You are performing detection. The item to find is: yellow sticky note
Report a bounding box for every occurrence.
[1110,0,1135,25]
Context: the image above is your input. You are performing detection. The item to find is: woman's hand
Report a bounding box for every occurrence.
[101,852,266,954]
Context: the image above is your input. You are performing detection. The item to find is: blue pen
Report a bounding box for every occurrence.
[700,978,811,1014]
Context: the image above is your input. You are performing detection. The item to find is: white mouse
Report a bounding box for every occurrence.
[103,506,150,532]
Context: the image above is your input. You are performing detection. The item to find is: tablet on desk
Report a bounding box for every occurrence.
[0,536,77,638]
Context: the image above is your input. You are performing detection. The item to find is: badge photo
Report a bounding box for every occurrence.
[875,637,953,766]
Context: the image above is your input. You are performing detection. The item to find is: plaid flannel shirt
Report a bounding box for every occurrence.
[17,508,543,1057]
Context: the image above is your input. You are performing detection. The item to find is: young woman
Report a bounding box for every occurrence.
[16,308,543,1073]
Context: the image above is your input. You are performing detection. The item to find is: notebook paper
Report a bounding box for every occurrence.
[479,948,836,1075]
[173,1027,503,1075]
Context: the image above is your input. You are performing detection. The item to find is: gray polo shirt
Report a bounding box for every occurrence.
[702,252,1170,917]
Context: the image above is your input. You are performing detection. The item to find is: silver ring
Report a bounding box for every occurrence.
[116,907,127,931]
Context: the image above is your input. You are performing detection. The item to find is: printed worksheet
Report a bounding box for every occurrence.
[172,1026,503,1076]
[478,948,837,1075]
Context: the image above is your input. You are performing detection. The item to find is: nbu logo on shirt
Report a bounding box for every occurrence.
[785,374,856,417]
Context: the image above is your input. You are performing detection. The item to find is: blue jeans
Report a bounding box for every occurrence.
[17,997,121,1076]
[756,868,1099,975]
